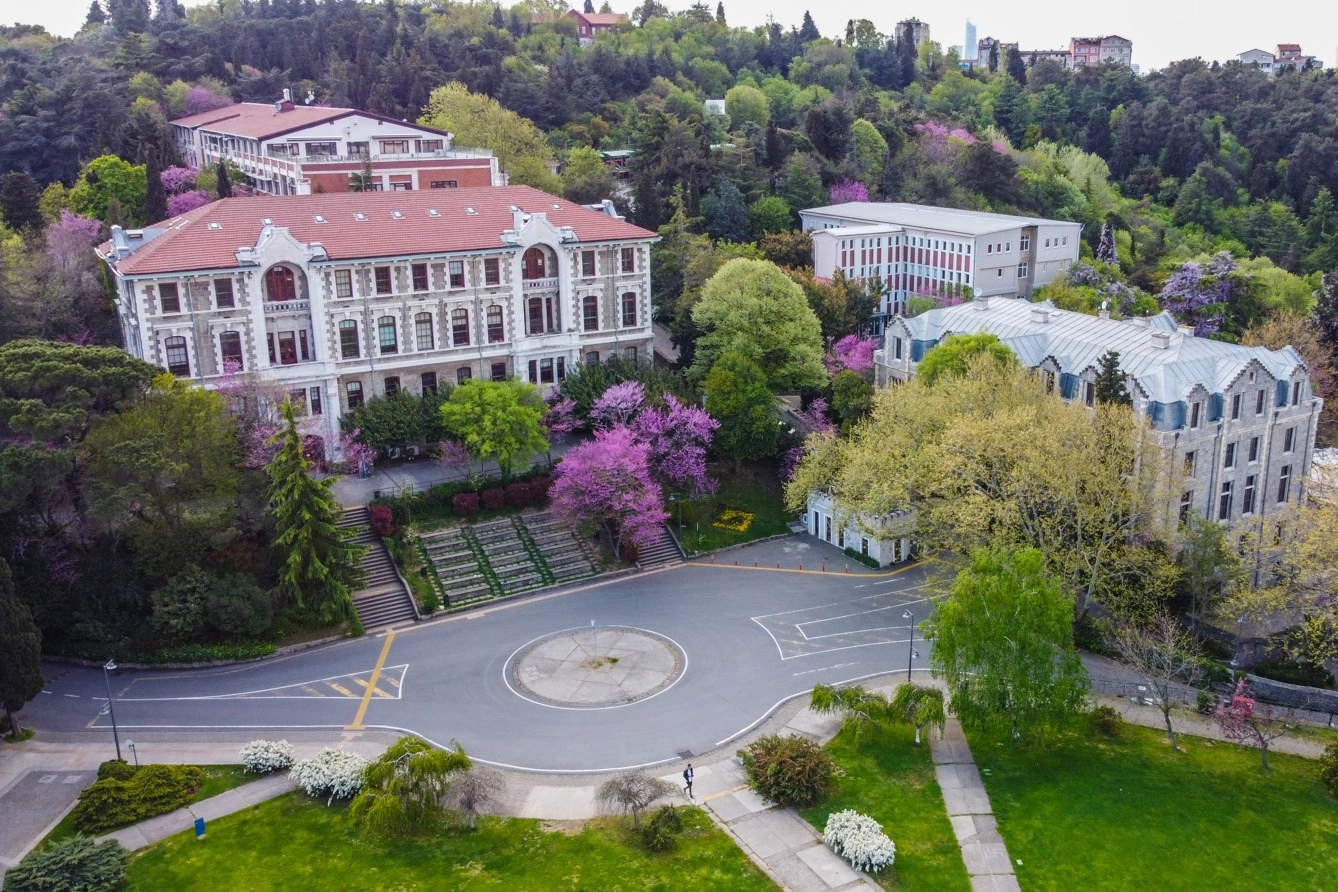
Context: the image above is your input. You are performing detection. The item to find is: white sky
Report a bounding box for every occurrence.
[12,0,1338,73]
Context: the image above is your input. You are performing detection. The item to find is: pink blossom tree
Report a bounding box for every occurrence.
[550,426,669,558]
[829,180,870,204]
[168,190,212,217]
[184,85,234,115]
[824,334,878,375]
[45,211,103,276]
[438,439,471,476]
[1214,679,1288,770]
[340,427,375,477]
[159,166,199,193]
[590,380,646,428]
[542,396,580,437]
[631,395,719,497]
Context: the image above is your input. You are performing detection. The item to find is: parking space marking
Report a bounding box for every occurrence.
[752,587,936,660]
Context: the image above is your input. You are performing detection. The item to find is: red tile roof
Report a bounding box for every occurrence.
[581,12,629,26]
[169,103,451,142]
[106,187,655,276]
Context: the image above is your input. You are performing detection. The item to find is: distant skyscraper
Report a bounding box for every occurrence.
[964,20,977,61]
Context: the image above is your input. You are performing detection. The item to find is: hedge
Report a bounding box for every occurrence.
[70,763,206,834]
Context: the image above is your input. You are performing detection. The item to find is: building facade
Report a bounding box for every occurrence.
[1238,48,1276,73]
[171,95,502,196]
[97,187,656,455]
[897,18,930,49]
[1069,35,1133,67]
[800,203,1081,330]
[566,10,629,46]
[804,491,914,567]
[875,298,1323,526]
[963,20,977,62]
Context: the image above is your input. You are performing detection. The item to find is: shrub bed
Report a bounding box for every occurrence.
[5,837,128,892]
[290,747,368,804]
[739,734,835,808]
[240,740,295,774]
[823,809,896,874]
[71,763,206,834]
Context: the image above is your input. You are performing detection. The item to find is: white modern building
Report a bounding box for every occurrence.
[800,202,1082,330]
[876,297,1323,525]
[171,94,502,196]
[1238,48,1276,73]
[97,186,657,455]
[804,491,914,566]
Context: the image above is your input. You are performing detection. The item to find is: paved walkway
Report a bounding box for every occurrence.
[929,717,1019,892]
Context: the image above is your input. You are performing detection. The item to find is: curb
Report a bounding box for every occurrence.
[41,634,348,672]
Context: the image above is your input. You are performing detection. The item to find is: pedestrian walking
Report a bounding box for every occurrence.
[683,763,694,799]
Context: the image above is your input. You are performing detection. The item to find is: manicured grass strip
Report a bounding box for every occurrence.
[43,765,253,847]
[680,463,793,554]
[126,792,777,891]
[969,722,1338,892]
[799,724,971,892]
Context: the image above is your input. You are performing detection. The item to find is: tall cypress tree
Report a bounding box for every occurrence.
[215,161,232,200]
[1093,351,1131,406]
[145,151,167,223]
[0,559,43,740]
[267,400,365,628]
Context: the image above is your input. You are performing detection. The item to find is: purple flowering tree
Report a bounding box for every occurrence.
[550,426,669,558]
[824,334,877,375]
[168,190,212,217]
[184,85,234,115]
[438,439,471,476]
[829,180,870,204]
[45,211,103,275]
[1158,252,1245,336]
[590,380,646,428]
[160,166,199,193]
[542,395,580,437]
[631,395,720,497]
[339,427,375,476]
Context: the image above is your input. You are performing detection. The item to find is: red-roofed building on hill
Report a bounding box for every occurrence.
[171,91,502,196]
[97,187,656,454]
[566,10,629,46]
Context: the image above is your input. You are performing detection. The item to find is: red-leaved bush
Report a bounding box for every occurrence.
[506,482,532,508]
[368,504,395,538]
[481,487,506,511]
[452,492,480,516]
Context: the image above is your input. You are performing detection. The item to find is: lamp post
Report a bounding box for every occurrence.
[103,660,122,762]
[902,609,917,681]
[1231,617,1246,679]
[126,739,138,768]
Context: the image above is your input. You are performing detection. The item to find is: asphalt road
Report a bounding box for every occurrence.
[26,540,942,772]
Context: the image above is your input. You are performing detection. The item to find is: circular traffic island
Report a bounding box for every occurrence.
[507,626,685,709]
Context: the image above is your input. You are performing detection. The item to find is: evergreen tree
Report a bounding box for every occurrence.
[716,1,725,23]
[1004,46,1027,84]
[215,160,232,200]
[0,559,43,739]
[0,171,43,232]
[490,4,504,28]
[85,0,107,26]
[988,42,998,73]
[798,11,819,43]
[704,352,782,469]
[583,0,594,12]
[1092,351,1131,406]
[145,151,167,223]
[896,25,917,88]
[702,179,753,244]
[1315,272,1338,352]
[267,400,365,627]
[1305,187,1338,273]
[1083,106,1112,158]
[1096,222,1117,264]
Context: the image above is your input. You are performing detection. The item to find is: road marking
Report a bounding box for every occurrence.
[347,629,395,730]
[328,683,355,697]
[686,560,927,579]
[792,662,857,676]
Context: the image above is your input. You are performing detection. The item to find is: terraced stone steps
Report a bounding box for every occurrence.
[339,506,419,629]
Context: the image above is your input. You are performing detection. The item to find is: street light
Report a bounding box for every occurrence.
[103,659,122,762]
[126,739,138,768]
[903,609,917,681]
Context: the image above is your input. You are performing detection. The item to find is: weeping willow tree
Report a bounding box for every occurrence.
[889,683,946,744]
[350,736,473,836]
[810,682,946,744]
[267,399,365,627]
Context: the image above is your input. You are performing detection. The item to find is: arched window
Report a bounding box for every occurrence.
[219,331,243,371]
[452,308,470,346]
[264,266,297,302]
[164,336,190,376]
[415,312,434,351]
[522,246,548,280]
[582,295,599,332]
[378,316,398,354]
[621,292,638,327]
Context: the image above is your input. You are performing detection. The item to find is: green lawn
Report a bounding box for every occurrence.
[125,792,776,891]
[970,722,1338,892]
[678,462,794,554]
[42,765,253,847]
[799,724,971,892]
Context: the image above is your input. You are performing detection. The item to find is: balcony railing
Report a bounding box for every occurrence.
[297,149,496,165]
[265,300,310,314]
[522,277,560,292]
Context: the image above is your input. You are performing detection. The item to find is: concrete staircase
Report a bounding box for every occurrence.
[636,524,684,569]
[339,507,419,629]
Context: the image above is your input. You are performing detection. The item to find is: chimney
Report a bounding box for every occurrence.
[974,295,991,311]
[511,206,526,231]
[283,88,291,102]
[1151,331,1172,349]
[1178,325,1196,338]
[1031,305,1050,324]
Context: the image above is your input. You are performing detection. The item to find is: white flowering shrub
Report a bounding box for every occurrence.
[290,747,368,804]
[240,739,295,774]
[823,809,896,874]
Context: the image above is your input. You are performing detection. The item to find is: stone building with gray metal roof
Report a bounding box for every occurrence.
[876,297,1323,524]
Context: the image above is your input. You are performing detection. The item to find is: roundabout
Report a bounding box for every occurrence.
[507,626,686,709]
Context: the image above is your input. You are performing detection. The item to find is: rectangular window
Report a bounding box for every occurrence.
[1242,475,1256,515]
[527,297,545,336]
[621,247,635,273]
[1249,436,1259,463]
[299,329,310,361]
[159,283,181,314]
[487,306,504,343]
[378,316,398,354]
[1184,451,1196,476]
[457,367,472,385]
[429,180,458,189]
[1293,381,1302,405]
[539,358,555,384]
[1020,235,1031,251]
[288,389,307,414]
[347,142,369,159]
[484,258,500,285]
[1231,393,1241,420]
[621,292,637,327]
[375,266,392,295]
[334,270,353,298]
[581,250,596,277]
[214,279,234,308]
[1218,480,1233,521]
[421,372,437,395]
[987,244,993,254]
[411,263,429,292]
[557,357,566,380]
[415,313,434,351]
[1284,427,1295,453]
[277,332,297,365]
[416,139,443,153]
[384,376,400,396]
[1256,388,1266,414]
[1278,465,1292,503]
[346,381,363,409]
[490,362,507,381]
[1224,442,1236,469]
[305,386,321,415]
[304,141,337,157]
[1190,402,1202,429]
[625,346,638,363]
[379,139,409,154]
[267,333,276,365]
[583,296,599,332]
[448,260,465,289]
[452,309,470,347]
[1017,263,1028,279]
[339,320,359,359]
[1083,381,1094,408]
[1179,490,1193,524]
[391,182,411,191]
[894,337,903,360]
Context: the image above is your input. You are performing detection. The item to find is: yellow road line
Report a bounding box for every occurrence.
[347,630,396,729]
[328,683,355,697]
[685,560,927,579]
[299,685,325,697]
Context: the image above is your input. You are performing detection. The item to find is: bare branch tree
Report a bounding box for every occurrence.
[443,766,505,829]
[1114,613,1204,750]
[595,771,674,827]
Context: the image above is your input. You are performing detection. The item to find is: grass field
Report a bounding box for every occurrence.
[126,793,776,891]
[678,461,793,554]
[43,764,253,847]
[971,722,1338,892]
[799,724,971,892]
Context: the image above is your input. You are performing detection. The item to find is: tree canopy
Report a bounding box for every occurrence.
[438,379,549,479]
